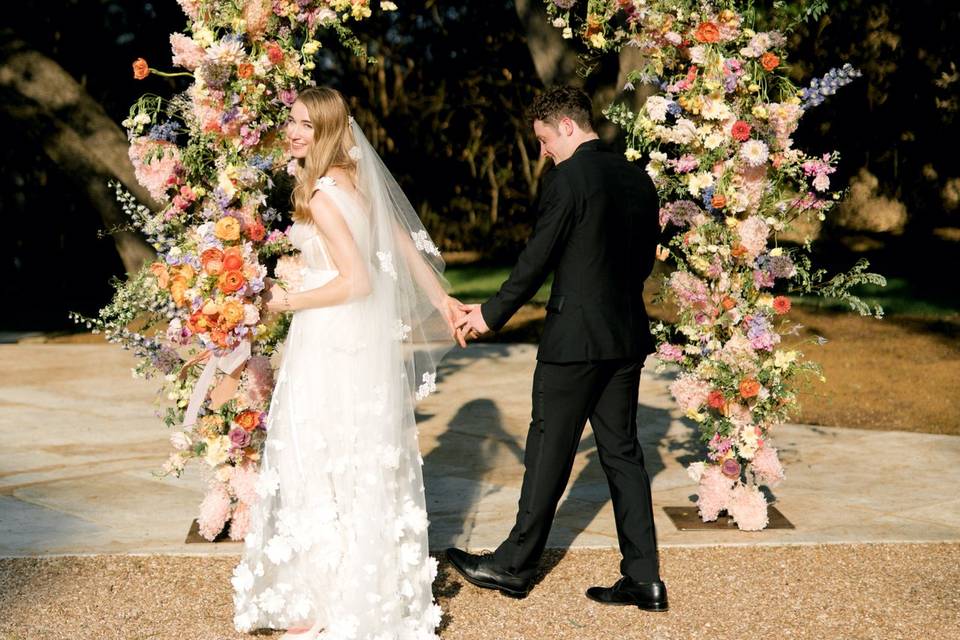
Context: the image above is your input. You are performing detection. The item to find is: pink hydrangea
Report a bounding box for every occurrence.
[656,343,684,362]
[170,33,205,71]
[717,332,758,373]
[669,373,711,413]
[228,501,251,541]
[129,138,180,202]
[175,0,200,20]
[197,483,232,540]
[229,462,260,505]
[728,483,769,530]
[697,465,734,521]
[243,0,272,40]
[669,270,710,311]
[737,216,770,260]
[750,445,785,487]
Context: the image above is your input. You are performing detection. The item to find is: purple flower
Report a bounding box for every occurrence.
[753,269,775,289]
[280,88,299,106]
[552,0,577,8]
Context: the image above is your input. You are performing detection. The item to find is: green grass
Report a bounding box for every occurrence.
[444,264,552,303]
[791,278,960,317]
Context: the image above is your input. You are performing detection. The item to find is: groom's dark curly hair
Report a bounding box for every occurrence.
[527,86,594,131]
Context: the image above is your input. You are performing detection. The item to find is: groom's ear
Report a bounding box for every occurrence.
[558,117,575,137]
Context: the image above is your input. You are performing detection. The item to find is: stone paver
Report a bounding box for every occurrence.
[1,343,958,557]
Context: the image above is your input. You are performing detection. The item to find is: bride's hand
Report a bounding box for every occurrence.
[262,280,292,313]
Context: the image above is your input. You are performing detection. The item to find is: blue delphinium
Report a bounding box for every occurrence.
[799,63,862,110]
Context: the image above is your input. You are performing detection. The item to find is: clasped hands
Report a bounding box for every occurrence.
[437,296,489,348]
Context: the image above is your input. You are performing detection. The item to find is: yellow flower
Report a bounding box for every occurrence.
[752,104,769,119]
[302,40,322,55]
[624,148,642,162]
[562,27,573,40]
[351,0,372,20]
[380,0,398,9]
[214,216,241,242]
[748,83,760,93]
[193,25,215,48]
[589,32,607,49]
[204,436,231,467]
[770,247,783,257]
[774,350,799,368]
[757,294,774,307]
[217,169,236,199]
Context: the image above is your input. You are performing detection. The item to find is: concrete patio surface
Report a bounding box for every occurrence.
[1,342,958,557]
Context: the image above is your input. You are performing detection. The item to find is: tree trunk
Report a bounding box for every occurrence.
[0,39,155,275]
[514,0,581,87]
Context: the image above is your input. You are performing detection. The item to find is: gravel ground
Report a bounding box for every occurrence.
[1,544,957,640]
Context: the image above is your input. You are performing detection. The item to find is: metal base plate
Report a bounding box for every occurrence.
[184,518,239,544]
[663,505,795,530]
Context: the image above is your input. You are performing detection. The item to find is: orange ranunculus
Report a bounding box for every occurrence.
[237,63,254,79]
[132,58,150,80]
[731,244,747,258]
[210,329,230,348]
[707,390,726,410]
[235,410,261,432]
[149,262,170,289]
[694,22,720,44]
[246,219,266,242]
[739,378,761,399]
[215,216,242,242]
[201,299,220,317]
[188,309,210,333]
[761,52,780,72]
[266,42,284,64]
[170,277,189,307]
[222,247,244,272]
[773,296,792,315]
[200,248,225,276]
[218,270,246,293]
[721,296,736,311]
[711,194,727,209]
[220,299,245,328]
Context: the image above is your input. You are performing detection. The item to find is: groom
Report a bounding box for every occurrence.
[448,86,667,611]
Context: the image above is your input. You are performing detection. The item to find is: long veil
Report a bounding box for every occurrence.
[349,117,454,403]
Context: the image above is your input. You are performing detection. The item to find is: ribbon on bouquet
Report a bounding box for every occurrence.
[179,340,251,427]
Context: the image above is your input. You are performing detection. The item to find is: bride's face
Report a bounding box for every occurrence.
[286,100,314,159]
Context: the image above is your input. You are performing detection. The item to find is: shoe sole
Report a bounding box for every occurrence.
[447,559,530,598]
[585,592,669,612]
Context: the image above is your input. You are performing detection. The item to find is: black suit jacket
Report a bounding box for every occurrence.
[481,139,660,363]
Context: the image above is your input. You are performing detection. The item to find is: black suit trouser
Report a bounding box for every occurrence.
[491,359,660,583]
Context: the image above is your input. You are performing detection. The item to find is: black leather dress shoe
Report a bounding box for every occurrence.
[445,547,531,598]
[585,577,669,612]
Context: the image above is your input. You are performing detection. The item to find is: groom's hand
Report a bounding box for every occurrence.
[455,303,490,343]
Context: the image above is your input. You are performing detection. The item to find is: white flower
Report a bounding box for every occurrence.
[380,1,398,10]
[401,499,429,534]
[701,98,732,121]
[411,230,441,256]
[687,461,706,482]
[813,173,830,192]
[257,587,285,614]
[317,176,337,187]
[170,431,191,451]
[286,593,312,620]
[773,350,798,368]
[233,605,258,632]
[393,318,412,341]
[415,372,437,401]
[348,145,362,161]
[644,96,670,123]
[552,17,565,28]
[206,39,245,66]
[687,172,715,197]
[377,251,398,280]
[562,27,573,39]
[254,466,280,498]
[203,436,231,467]
[740,139,770,167]
[625,148,642,162]
[264,534,293,565]
[231,562,255,592]
[689,45,708,65]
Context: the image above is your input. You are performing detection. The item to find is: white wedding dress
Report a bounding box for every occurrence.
[232,176,443,639]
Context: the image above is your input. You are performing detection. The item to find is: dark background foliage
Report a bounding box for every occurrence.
[1,0,957,331]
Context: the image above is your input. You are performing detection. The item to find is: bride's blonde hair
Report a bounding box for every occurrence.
[291,86,356,224]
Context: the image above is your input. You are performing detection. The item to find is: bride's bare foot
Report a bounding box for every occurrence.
[279,620,323,639]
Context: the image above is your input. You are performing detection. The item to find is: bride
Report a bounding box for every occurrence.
[231,87,460,639]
